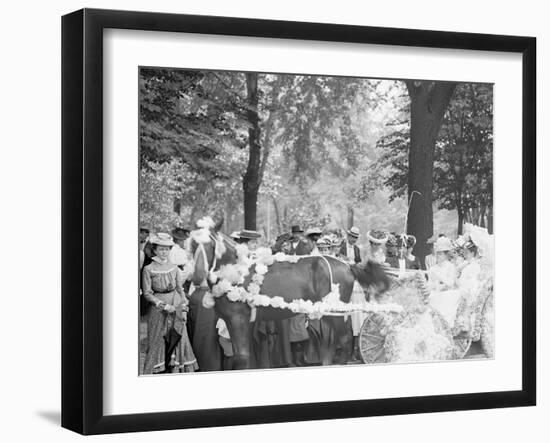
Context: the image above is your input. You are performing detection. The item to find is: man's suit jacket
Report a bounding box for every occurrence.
[290,239,313,256]
[339,241,361,264]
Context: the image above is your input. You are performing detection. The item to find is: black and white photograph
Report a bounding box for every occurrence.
[138,68,495,375]
[0,0,541,438]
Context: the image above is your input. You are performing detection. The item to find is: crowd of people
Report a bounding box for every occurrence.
[139,221,491,374]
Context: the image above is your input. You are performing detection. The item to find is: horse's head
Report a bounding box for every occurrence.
[350,260,391,298]
[189,216,232,289]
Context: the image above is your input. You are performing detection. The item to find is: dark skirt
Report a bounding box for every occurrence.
[187,288,223,372]
[142,303,198,374]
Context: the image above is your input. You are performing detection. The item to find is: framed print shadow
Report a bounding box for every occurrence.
[61,8,536,435]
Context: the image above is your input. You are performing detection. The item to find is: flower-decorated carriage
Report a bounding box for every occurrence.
[358,268,494,364]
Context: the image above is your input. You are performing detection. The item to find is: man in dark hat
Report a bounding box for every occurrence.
[288,225,313,255]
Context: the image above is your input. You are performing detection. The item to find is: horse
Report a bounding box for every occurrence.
[189,222,391,370]
[186,218,237,371]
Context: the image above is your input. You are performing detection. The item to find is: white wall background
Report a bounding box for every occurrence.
[0,0,545,441]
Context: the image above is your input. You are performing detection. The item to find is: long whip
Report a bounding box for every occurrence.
[403,191,422,235]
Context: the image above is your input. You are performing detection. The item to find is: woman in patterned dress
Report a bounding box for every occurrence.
[142,233,198,374]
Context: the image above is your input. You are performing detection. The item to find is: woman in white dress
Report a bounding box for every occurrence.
[453,236,483,334]
[457,239,481,301]
[427,236,461,327]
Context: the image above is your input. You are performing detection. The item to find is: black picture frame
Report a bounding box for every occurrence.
[61,8,536,435]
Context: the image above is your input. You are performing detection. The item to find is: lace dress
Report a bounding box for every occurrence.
[427,260,461,327]
[142,257,198,374]
[453,259,483,334]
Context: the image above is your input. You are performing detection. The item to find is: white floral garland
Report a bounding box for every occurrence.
[202,246,403,318]
[385,310,454,362]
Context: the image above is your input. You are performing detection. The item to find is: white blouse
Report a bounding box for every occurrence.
[428,260,457,292]
[458,260,482,302]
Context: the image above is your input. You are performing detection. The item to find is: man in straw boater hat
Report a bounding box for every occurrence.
[339,226,362,264]
[340,226,366,361]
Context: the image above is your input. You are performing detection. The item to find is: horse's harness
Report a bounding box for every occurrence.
[193,232,223,289]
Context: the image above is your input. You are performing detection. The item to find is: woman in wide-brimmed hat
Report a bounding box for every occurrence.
[142,233,198,374]
[316,236,331,255]
[366,229,388,264]
[426,235,462,327]
[427,236,457,292]
[305,227,323,254]
[456,234,482,303]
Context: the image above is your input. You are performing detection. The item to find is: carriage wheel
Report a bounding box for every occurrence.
[358,313,397,364]
[453,335,473,359]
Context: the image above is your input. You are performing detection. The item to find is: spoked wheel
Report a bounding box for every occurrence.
[358,312,398,364]
[453,335,473,359]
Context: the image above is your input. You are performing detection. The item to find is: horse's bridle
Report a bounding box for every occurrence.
[193,232,231,289]
[193,243,212,289]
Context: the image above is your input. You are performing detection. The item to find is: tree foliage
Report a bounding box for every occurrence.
[139,67,491,247]
[374,82,493,234]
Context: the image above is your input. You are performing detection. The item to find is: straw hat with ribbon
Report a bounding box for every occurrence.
[238,229,262,239]
[434,236,453,253]
[150,233,175,247]
[367,229,388,244]
[306,227,323,237]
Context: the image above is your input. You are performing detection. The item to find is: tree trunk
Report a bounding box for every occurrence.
[487,206,493,234]
[173,198,181,215]
[479,204,487,228]
[347,205,354,229]
[405,81,457,266]
[225,198,234,233]
[271,195,282,233]
[457,208,464,235]
[243,72,261,230]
